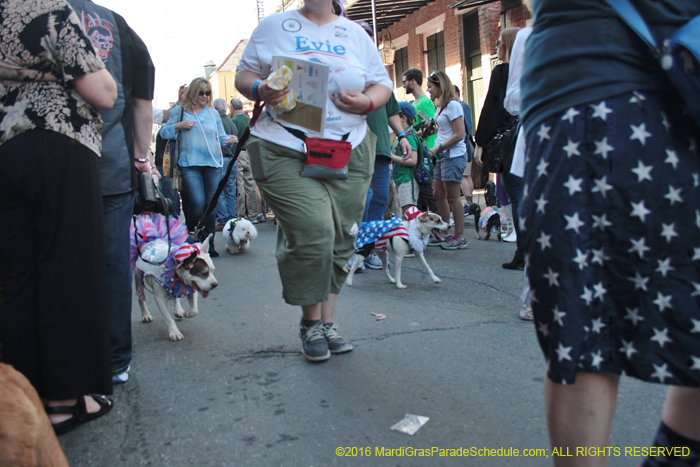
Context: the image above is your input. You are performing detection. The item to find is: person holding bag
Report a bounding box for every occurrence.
[160,77,236,257]
[235,0,392,363]
[473,27,522,269]
[425,71,468,250]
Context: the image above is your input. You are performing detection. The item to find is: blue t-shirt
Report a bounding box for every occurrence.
[521,0,700,134]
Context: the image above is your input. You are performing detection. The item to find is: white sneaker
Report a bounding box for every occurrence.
[363,252,383,270]
[503,230,517,243]
[344,253,365,273]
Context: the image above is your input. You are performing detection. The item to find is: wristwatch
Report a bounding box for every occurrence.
[134,158,149,163]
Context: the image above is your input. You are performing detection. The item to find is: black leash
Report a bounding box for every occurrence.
[187,100,263,244]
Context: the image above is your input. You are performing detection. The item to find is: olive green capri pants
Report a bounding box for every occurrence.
[246,131,376,306]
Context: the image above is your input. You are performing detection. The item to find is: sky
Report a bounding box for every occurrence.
[96,0,287,108]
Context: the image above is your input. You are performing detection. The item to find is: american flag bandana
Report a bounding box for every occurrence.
[355,217,408,250]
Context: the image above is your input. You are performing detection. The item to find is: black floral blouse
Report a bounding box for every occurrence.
[0,0,106,156]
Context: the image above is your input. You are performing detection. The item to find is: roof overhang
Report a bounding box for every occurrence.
[450,0,520,12]
[345,0,437,33]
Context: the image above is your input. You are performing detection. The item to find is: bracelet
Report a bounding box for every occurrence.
[134,158,149,163]
[396,130,405,137]
[251,80,262,101]
[397,134,406,141]
[438,144,445,152]
[360,97,374,116]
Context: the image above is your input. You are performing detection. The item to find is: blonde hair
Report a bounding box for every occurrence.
[499,28,520,63]
[427,71,456,110]
[183,77,212,112]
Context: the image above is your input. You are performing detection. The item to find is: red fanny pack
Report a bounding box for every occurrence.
[281,125,351,180]
[301,137,352,180]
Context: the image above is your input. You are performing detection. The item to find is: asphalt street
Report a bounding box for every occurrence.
[60,212,667,467]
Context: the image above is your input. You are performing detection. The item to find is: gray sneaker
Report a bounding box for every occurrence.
[323,323,353,354]
[363,252,383,270]
[299,321,330,362]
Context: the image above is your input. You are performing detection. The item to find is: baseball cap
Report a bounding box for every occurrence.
[398,101,416,120]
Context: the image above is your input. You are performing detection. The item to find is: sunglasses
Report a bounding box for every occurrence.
[428,72,440,83]
[198,90,211,97]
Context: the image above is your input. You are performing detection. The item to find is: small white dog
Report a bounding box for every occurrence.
[345,207,449,289]
[222,218,258,254]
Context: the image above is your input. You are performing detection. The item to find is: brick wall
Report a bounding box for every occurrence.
[505,4,532,28]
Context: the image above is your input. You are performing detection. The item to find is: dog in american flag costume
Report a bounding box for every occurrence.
[345,206,449,289]
[130,213,218,341]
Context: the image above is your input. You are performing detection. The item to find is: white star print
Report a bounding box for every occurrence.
[543,267,560,287]
[591,214,613,231]
[664,185,682,205]
[650,327,672,348]
[591,248,610,266]
[536,232,552,251]
[690,137,698,154]
[519,216,527,232]
[573,249,589,270]
[696,210,700,229]
[665,149,679,169]
[563,139,581,158]
[630,123,652,145]
[563,175,583,196]
[561,107,580,124]
[564,212,585,234]
[553,306,567,326]
[691,356,700,371]
[593,282,607,301]
[660,111,671,132]
[536,159,549,178]
[591,317,606,333]
[690,318,700,333]
[627,271,649,291]
[590,101,613,121]
[628,237,650,259]
[593,137,614,159]
[660,223,678,243]
[624,307,644,326]
[630,200,651,221]
[650,363,673,383]
[629,91,646,106]
[591,176,613,197]
[537,124,551,142]
[620,339,637,358]
[580,286,594,305]
[535,194,549,214]
[694,173,700,187]
[656,258,674,277]
[556,343,573,362]
[693,247,700,261]
[692,284,700,298]
[653,292,673,312]
[537,321,550,338]
[631,160,653,182]
[590,350,604,370]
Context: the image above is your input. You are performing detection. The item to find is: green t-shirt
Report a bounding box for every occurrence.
[392,132,419,185]
[230,112,251,150]
[412,94,437,149]
[366,93,400,160]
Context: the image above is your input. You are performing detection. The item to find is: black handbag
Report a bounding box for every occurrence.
[482,117,519,174]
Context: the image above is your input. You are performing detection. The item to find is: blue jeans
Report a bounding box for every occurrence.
[215,156,237,224]
[362,156,390,222]
[156,164,180,217]
[502,171,524,250]
[180,165,221,248]
[103,190,136,375]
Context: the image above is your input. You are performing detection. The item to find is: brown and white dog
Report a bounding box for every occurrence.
[222,218,258,254]
[345,207,449,289]
[133,235,218,341]
[0,363,69,467]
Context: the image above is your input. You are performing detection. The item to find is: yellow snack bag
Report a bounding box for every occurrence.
[268,65,293,91]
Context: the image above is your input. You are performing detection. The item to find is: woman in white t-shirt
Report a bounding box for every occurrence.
[426,71,468,250]
[235,0,392,363]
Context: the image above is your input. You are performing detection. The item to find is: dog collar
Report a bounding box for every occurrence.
[227,218,242,239]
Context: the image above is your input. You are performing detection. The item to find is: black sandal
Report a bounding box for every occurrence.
[46,395,113,436]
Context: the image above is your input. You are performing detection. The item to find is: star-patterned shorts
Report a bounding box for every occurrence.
[520,91,700,386]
